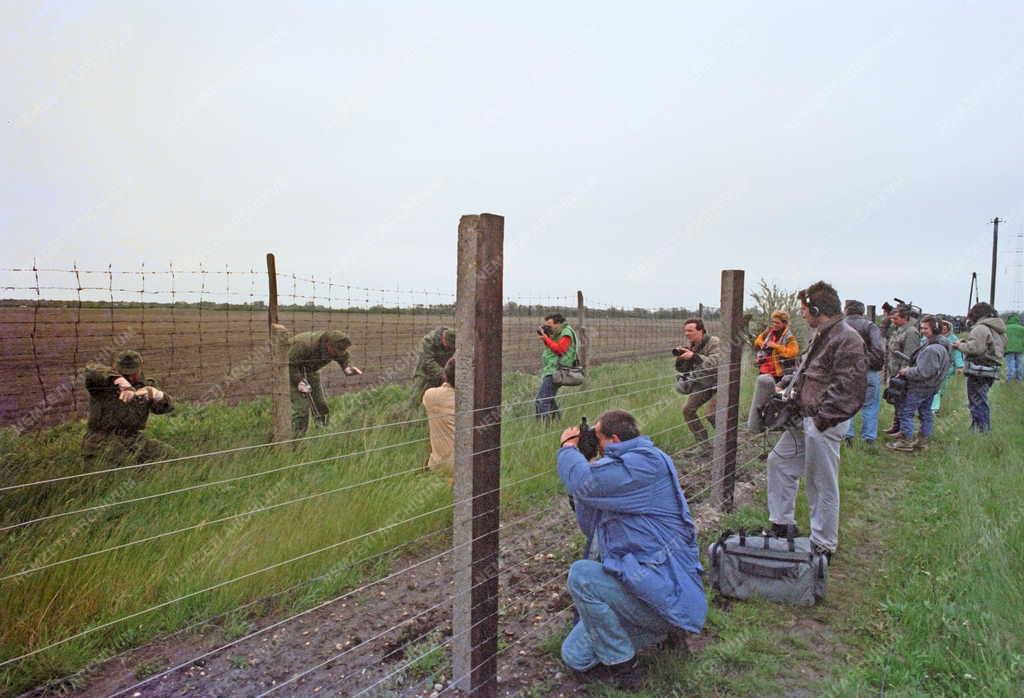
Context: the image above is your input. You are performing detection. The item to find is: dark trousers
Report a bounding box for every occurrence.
[898,390,936,439]
[535,374,561,423]
[967,375,994,432]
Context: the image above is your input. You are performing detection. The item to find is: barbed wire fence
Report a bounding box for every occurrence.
[0,222,754,696]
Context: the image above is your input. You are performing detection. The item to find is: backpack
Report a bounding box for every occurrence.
[848,317,885,371]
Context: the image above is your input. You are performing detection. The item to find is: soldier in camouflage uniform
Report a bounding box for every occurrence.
[411,327,455,405]
[288,330,363,436]
[82,350,175,467]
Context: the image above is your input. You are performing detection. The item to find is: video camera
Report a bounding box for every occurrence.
[891,297,921,318]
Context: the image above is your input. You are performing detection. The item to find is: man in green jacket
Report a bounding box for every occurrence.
[535,313,578,423]
[411,327,455,405]
[82,350,175,468]
[288,330,363,436]
[1004,314,1024,382]
[675,318,722,455]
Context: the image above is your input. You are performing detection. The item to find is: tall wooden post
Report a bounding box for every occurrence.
[712,270,745,511]
[267,253,291,441]
[576,290,588,372]
[867,304,876,323]
[452,213,504,696]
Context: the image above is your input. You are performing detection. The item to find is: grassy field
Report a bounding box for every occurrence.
[570,375,1024,697]
[0,356,732,696]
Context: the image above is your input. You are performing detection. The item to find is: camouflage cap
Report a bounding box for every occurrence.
[114,349,143,374]
[442,328,456,348]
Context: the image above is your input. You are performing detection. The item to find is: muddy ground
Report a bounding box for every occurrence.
[30,438,765,698]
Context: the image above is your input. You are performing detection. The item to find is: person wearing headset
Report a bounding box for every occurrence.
[765,281,867,560]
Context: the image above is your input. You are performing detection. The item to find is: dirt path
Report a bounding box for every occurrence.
[29,438,766,698]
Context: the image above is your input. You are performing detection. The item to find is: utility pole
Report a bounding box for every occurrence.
[990,217,1000,306]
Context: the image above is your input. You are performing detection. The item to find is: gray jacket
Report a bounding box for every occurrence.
[905,336,951,393]
[957,317,1007,366]
[886,323,920,377]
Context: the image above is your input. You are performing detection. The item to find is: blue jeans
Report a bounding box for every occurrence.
[1007,353,1022,382]
[535,374,561,422]
[846,370,881,441]
[899,389,936,439]
[561,560,672,671]
[967,375,994,432]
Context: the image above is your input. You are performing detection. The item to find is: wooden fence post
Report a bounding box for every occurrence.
[452,213,504,696]
[266,253,292,442]
[867,304,876,323]
[576,290,588,372]
[712,270,745,511]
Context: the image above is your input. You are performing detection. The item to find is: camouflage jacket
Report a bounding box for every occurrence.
[886,323,921,377]
[288,331,350,378]
[413,328,455,390]
[84,364,173,437]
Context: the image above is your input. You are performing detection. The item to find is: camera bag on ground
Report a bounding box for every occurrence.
[552,326,586,387]
[882,375,907,405]
[707,528,828,606]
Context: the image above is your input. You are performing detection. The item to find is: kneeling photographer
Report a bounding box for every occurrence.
[887,316,950,452]
[556,410,706,687]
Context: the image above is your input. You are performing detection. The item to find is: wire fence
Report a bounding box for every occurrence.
[1,250,746,697]
[0,261,716,430]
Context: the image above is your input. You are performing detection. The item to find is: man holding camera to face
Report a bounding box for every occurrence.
[766,281,866,560]
[556,409,706,687]
[535,313,578,423]
[674,318,722,455]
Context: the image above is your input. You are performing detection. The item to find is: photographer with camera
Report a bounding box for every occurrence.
[674,318,721,455]
[556,409,706,687]
[535,313,579,424]
[954,302,1007,433]
[753,310,800,381]
[766,281,866,560]
[886,316,951,452]
[746,311,799,435]
[883,304,920,437]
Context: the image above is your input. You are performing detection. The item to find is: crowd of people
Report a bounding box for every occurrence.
[73,283,1015,689]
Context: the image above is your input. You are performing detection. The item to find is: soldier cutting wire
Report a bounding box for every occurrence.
[81,350,175,468]
[288,330,363,436]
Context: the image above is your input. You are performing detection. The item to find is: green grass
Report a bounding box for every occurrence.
[592,375,1024,697]
[0,357,709,696]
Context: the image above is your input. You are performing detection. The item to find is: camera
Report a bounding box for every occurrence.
[671,347,684,357]
[537,325,553,336]
[577,416,600,461]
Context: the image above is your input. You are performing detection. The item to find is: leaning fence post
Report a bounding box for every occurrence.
[266,253,291,442]
[452,213,504,696]
[576,290,589,373]
[712,270,745,511]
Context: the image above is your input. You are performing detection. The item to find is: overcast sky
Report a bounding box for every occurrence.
[3,1,1023,314]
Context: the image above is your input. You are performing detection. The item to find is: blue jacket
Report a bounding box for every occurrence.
[557,435,707,633]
